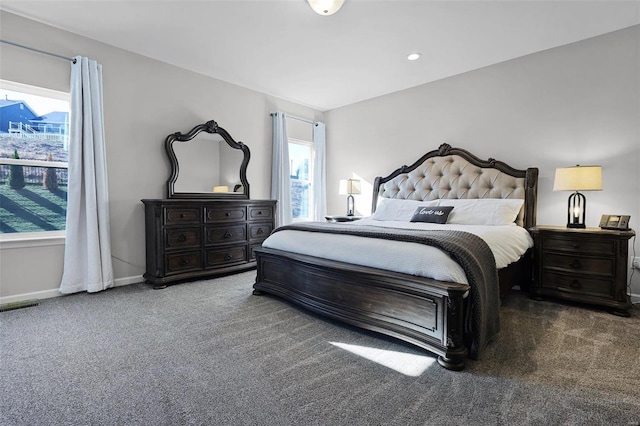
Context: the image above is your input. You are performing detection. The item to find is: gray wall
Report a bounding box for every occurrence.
[325,25,640,297]
[0,11,322,301]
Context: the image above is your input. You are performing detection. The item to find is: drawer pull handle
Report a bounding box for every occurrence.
[569,259,582,269]
[179,258,189,267]
[256,228,264,235]
[180,213,185,218]
[224,254,233,261]
[224,231,233,239]
[178,234,187,242]
[570,280,581,289]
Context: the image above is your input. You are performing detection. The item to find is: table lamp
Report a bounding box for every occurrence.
[553,165,602,228]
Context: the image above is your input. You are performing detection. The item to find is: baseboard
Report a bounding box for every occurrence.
[0,275,144,305]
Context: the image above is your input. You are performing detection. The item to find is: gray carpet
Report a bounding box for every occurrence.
[1,271,639,425]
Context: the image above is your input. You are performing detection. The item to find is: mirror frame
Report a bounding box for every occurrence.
[166,120,250,199]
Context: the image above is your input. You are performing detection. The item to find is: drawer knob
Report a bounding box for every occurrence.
[569,259,582,269]
[258,211,263,215]
[179,258,189,267]
[180,213,185,218]
[225,212,231,217]
[224,253,233,261]
[224,231,233,239]
[178,234,187,242]
[570,280,581,289]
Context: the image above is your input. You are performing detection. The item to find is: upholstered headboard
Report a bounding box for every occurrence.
[372,144,539,228]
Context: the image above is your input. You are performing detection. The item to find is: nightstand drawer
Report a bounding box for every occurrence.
[542,252,614,276]
[543,236,615,256]
[541,271,613,298]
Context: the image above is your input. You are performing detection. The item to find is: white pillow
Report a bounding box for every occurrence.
[371,198,439,221]
[436,198,524,226]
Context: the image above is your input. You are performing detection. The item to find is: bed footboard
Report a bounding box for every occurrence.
[253,247,471,370]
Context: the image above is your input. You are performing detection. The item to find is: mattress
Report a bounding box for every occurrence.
[261,218,534,285]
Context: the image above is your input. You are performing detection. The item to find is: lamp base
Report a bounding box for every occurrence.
[566,223,586,229]
[346,194,355,217]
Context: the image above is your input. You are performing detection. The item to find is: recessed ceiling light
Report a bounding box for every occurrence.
[407,53,422,61]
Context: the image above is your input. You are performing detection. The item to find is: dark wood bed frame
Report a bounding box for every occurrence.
[253,144,538,370]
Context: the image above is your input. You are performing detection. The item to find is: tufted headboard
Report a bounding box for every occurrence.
[372,144,539,228]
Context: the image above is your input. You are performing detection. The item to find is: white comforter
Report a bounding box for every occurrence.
[262,218,534,285]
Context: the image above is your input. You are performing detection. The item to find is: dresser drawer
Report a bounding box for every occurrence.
[205,206,246,222]
[541,252,614,276]
[249,243,264,261]
[205,225,247,245]
[206,245,247,267]
[165,251,202,275]
[165,207,201,225]
[249,206,273,221]
[543,236,615,256]
[165,228,201,249]
[249,223,273,241]
[541,271,613,298]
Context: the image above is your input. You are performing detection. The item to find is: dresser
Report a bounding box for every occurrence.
[529,225,635,316]
[142,199,276,288]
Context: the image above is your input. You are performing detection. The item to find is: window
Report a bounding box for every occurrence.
[0,80,70,235]
[289,138,314,222]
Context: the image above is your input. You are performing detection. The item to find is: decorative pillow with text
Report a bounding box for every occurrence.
[410,206,454,224]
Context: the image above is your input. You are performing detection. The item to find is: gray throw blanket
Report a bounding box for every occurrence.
[272,222,500,359]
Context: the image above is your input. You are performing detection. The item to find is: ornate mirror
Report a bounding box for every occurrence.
[166,120,250,199]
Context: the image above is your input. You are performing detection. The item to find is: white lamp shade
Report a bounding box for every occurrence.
[339,179,361,195]
[307,0,345,15]
[553,166,602,191]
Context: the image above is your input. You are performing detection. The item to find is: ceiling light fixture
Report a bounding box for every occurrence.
[307,0,345,16]
[407,53,422,61]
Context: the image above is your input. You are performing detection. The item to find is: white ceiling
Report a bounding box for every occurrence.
[2,1,639,111]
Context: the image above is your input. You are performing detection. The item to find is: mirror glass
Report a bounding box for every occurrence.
[165,120,250,199]
[173,133,244,194]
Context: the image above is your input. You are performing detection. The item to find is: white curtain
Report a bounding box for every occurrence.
[271,112,292,227]
[59,56,114,294]
[312,121,327,220]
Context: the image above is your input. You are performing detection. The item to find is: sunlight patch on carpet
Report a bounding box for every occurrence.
[330,342,436,376]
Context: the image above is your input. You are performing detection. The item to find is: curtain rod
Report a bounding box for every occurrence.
[0,39,76,64]
[270,112,314,125]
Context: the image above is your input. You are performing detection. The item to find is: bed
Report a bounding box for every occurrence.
[253,143,538,370]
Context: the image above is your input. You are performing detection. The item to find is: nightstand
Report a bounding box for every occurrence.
[529,225,635,316]
[325,215,363,223]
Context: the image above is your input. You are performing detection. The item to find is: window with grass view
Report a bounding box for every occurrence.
[289,138,314,222]
[0,80,69,234]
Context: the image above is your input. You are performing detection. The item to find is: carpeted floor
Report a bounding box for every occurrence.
[1,271,639,425]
